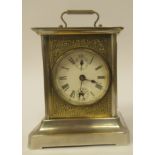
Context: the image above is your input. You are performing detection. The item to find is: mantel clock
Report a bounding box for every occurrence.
[28,10,129,149]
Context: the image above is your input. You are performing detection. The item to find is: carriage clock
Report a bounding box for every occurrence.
[28,10,129,149]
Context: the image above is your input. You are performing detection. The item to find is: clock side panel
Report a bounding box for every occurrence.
[41,34,117,118]
[41,36,53,119]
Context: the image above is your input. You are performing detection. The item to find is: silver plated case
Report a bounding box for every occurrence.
[28,10,129,149]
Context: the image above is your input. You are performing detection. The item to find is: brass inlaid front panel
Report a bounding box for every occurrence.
[42,34,114,118]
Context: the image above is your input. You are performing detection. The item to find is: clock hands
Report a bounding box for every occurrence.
[78,74,101,100]
[80,59,84,70]
[79,74,86,82]
[79,74,99,85]
[79,81,83,91]
[79,75,85,100]
[85,79,98,84]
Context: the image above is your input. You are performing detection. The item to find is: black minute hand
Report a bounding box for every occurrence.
[79,75,98,84]
[85,78,99,84]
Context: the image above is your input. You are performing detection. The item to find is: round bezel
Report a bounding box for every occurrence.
[51,48,111,106]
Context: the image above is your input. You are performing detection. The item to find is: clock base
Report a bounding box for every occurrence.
[28,113,129,149]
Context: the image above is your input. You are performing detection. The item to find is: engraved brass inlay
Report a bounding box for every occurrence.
[46,34,113,118]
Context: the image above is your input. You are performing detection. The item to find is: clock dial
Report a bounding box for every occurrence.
[52,48,110,106]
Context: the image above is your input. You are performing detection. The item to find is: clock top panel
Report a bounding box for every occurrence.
[32,27,123,35]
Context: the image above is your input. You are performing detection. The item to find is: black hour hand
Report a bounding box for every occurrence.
[80,59,84,70]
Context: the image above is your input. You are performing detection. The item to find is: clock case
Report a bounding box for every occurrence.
[28,10,129,149]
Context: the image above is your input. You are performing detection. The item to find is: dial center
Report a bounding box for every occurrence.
[79,74,86,81]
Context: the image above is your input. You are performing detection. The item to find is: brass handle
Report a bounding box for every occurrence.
[60,10,100,27]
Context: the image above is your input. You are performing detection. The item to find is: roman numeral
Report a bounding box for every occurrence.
[90,56,94,64]
[68,57,75,64]
[62,83,69,91]
[97,76,105,79]
[95,65,102,70]
[70,90,75,98]
[61,66,69,70]
[59,76,67,80]
[95,83,103,90]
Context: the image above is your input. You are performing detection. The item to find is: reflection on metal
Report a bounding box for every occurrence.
[29,113,129,149]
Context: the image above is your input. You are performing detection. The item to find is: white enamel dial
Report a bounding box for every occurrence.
[52,48,110,106]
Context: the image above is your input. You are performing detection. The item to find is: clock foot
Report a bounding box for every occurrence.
[28,113,129,149]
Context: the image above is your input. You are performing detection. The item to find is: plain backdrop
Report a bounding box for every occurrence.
[23,0,132,155]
